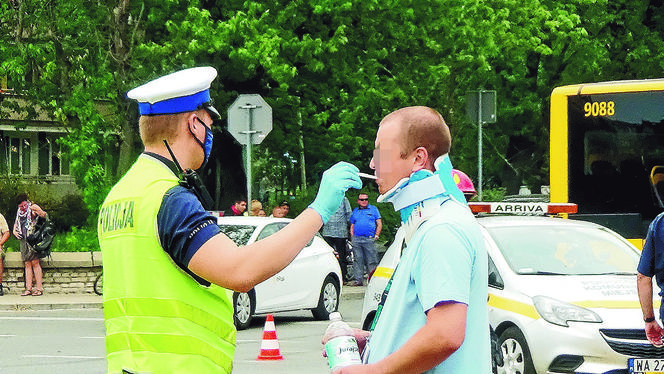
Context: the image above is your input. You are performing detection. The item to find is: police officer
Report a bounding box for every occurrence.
[637,211,664,347]
[98,66,361,373]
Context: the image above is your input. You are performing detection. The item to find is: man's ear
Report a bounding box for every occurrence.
[185,113,204,137]
[412,146,429,172]
[186,113,198,130]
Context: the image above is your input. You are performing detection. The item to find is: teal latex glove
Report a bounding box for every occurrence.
[309,162,362,223]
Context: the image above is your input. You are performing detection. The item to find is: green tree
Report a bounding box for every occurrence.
[1,0,120,216]
[0,0,219,215]
[452,0,664,194]
[3,0,664,225]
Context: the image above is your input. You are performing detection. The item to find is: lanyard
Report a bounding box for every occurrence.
[368,240,407,331]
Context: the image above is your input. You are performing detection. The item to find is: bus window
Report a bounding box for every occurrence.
[551,81,664,243]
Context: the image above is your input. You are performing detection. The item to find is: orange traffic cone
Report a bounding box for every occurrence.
[256,314,284,360]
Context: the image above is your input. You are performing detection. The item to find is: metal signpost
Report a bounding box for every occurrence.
[227,94,273,202]
[466,90,497,201]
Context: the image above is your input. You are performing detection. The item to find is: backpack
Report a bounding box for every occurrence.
[27,216,56,258]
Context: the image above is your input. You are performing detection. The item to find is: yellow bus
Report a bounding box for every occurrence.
[550,79,664,248]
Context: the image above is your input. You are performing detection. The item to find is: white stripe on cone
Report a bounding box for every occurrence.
[260,340,280,350]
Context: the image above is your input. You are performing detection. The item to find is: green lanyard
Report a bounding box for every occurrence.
[368,240,407,331]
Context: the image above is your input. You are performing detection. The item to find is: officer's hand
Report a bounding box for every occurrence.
[645,320,664,347]
[310,162,361,223]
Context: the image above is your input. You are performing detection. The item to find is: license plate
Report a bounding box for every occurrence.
[629,358,664,373]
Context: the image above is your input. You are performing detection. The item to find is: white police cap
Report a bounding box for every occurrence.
[127,66,220,119]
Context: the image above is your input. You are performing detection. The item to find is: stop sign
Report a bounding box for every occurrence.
[227,94,273,145]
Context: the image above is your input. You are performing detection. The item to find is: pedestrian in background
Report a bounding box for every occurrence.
[637,211,664,346]
[248,199,264,216]
[278,200,290,217]
[0,211,10,296]
[348,193,381,286]
[269,201,290,218]
[223,199,247,216]
[13,193,48,296]
[270,205,285,218]
[322,197,352,281]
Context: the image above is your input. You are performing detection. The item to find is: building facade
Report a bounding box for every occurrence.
[0,93,77,199]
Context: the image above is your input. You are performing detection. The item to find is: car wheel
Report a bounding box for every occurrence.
[498,326,536,374]
[233,290,255,330]
[311,275,339,320]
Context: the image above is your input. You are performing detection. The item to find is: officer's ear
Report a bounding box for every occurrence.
[185,113,198,131]
[185,112,204,138]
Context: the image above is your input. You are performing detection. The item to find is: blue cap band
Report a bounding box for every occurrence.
[137,90,211,116]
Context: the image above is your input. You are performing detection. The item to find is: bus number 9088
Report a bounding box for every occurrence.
[584,101,615,117]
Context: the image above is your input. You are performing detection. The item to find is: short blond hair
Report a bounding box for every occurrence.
[138,108,209,146]
[249,199,263,216]
[139,113,187,146]
[382,106,451,162]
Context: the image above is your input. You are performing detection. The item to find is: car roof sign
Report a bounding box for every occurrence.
[468,202,578,215]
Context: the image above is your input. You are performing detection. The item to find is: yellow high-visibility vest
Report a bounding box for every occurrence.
[98,154,235,373]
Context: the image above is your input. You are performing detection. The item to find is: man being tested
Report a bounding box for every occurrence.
[98,66,361,374]
[324,106,490,373]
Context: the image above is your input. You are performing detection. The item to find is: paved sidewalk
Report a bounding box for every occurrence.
[0,285,366,312]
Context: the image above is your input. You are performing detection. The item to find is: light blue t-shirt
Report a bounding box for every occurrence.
[366,200,491,373]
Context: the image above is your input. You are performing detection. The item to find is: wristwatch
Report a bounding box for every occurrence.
[645,316,656,323]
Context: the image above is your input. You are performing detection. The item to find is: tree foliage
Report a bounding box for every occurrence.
[2,0,664,222]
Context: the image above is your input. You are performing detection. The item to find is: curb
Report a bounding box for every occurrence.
[0,302,103,312]
[0,287,364,312]
[0,294,103,312]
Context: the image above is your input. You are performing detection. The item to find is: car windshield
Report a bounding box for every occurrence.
[218,224,256,246]
[486,224,640,275]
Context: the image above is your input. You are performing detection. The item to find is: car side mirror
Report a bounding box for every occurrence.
[488,271,504,289]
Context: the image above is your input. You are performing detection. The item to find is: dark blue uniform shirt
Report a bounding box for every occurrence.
[148,153,221,286]
[637,212,664,317]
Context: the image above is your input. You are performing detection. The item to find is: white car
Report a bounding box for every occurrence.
[217,216,343,330]
[361,215,664,374]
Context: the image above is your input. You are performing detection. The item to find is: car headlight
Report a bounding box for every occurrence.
[533,295,602,327]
